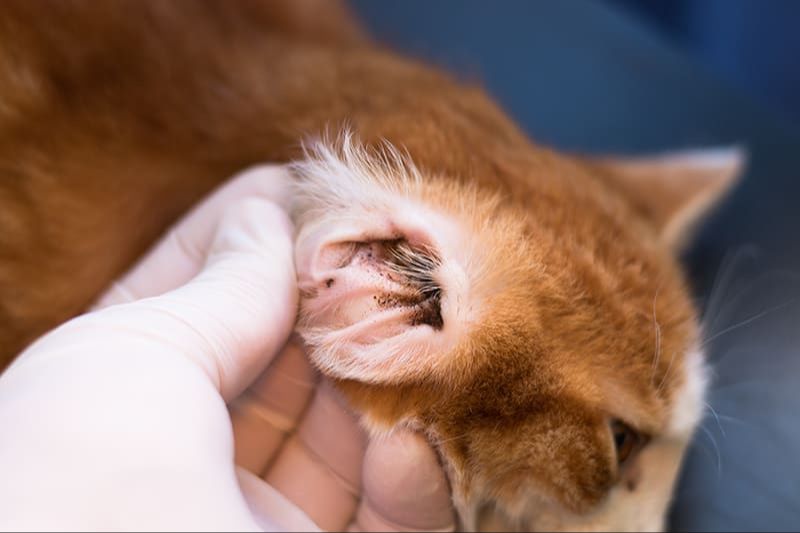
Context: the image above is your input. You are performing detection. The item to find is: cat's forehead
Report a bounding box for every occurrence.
[466,262,696,432]
[467,197,694,357]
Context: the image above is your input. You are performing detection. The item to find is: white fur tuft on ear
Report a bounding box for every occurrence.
[288,129,423,228]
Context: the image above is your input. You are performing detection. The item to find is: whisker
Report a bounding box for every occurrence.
[698,425,723,477]
[650,283,663,386]
[700,298,799,349]
[704,402,727,439]
[701,262,800,349]
[707,378,772,392]
[436,432,469,445]
[702,245,761,332]
[707,412,750,431]
[656,348,677,397]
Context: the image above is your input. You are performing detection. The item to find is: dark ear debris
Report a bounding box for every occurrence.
[386,239,444,329]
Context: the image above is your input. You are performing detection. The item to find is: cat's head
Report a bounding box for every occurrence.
[290,131,741,531]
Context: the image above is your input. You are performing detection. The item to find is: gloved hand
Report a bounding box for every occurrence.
[0,166,454,532]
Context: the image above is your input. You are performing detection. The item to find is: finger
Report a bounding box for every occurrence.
[237,467,321,532]
[263,381,367,531]
[96,197,296,400]
[352,430,455,532]
[231,338,318,475]
[93,164,292,309]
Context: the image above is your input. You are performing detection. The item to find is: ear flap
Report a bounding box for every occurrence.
[589,147,745,250]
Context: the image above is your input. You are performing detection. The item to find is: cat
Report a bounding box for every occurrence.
[0,1,741,530]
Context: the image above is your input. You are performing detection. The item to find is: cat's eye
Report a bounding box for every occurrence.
[610,419,645,466]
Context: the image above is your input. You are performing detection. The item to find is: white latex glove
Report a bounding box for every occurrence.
[0,166,454,532]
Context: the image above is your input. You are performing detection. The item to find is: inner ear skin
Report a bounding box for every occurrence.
[306,236,444,330]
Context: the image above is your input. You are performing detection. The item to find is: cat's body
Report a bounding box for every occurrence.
[0,1,740,530]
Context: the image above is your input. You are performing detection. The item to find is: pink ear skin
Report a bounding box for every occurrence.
[293,206,467,385]
[296,213,434,326]
[297,220,417,294]
[588,146,745,250]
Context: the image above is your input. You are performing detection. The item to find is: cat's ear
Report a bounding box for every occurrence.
[589,147,745,250]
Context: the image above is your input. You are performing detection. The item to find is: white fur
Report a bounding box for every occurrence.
[667,346,708,436]
[289,129,423,230]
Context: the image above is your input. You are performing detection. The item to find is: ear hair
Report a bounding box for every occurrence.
[287,128,422,227]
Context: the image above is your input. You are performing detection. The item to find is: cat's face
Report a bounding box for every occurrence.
[290,134,739,531]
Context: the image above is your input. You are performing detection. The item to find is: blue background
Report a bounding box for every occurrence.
[610,0,800,129]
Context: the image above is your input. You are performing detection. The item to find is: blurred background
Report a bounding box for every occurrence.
[350,1,800,531]
[610,0,800,129]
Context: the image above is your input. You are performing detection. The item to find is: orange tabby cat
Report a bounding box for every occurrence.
[0,1,740,530]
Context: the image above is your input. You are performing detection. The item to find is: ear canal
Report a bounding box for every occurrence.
[589,147,745,251]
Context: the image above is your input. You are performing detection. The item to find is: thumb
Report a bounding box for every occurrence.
[128,197,297,401]
[352,430,455,532]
